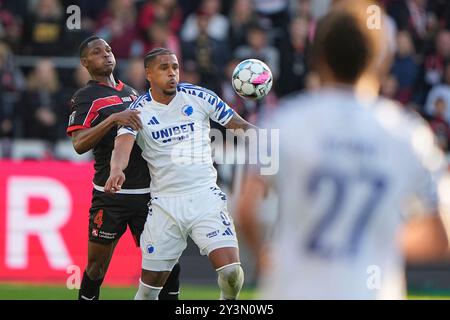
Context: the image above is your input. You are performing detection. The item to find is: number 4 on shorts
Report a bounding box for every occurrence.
[94,209,104,228]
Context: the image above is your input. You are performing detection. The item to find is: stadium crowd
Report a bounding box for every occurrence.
[1,0,450,157]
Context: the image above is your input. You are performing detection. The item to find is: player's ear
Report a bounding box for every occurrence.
[145,66,152,82]
[80,57,88,68]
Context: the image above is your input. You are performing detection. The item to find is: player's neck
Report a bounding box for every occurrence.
[91,74,117,87]
[150,89,176,105]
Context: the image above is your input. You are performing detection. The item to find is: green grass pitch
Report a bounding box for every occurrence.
[0,282,449,300]
[0,282,256,300]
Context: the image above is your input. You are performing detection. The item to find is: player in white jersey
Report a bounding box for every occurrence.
[236,0,449,299]
[104,48,255,300]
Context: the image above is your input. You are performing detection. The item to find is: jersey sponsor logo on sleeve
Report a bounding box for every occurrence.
[222,227,234,236]
[220,212,231,227]
[68,111,76,126]
[206,230,220,238]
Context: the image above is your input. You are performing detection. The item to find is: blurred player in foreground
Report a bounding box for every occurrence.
[236,0,450,299]
[105,48,255,300]
[67,37,180,300]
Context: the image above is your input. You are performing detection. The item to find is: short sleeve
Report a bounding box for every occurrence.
[116,93,146,138]
[208,95,234,126]
[117,125,137,138]
[66,95,91,136]
[407,119,447,216]
[66,92,123,136]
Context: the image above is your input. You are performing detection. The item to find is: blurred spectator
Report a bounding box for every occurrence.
[391,31,419,104]
[234,23,280,80]
[96,0,138,58]
[180,60,201,84]
[74,0,109,21]
[416,29,450,105]
[0,0,22,52]
[131,19,181,59]
[252,0,290,32]
[177,0,202,20]
[386,0,431,51]
[276,16,310,97]
[18,59,69,145]
[62,0,103,50]
[123,58,147,94]
[3,0,28,17]
[425,63,450,122]
[228,0,259,50]
[0,42,25,138]
[72,63,91,90]
[22,0,67,56]
[428,96,450,152]
[138,0,183,36]
[429,0,450,29]
[180,0,229,42]
[289,0,317,39]
[182,9,230,93]
[380,73,400,101]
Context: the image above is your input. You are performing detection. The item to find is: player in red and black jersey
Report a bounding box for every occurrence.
[67,36,180,300]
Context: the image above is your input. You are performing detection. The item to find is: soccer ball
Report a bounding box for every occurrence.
[232,59,273,100]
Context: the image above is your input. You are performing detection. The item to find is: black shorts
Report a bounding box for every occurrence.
[88,189,150,246]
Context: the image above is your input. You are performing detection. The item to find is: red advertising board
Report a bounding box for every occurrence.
[0,161,142,286]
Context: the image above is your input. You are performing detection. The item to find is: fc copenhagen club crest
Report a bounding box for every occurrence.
[182,105,193,117]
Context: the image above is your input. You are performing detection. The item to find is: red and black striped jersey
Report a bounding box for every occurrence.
[67,80,150,190]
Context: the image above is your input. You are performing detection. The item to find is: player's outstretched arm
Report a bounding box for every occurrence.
[236,172,269,273]
[401,213,449,263]
[71,110,142,154]
[104,134,135,194]
[224,112,257,131]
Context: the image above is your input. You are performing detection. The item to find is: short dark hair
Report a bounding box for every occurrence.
[312,7,374,83]
[144,48,175,68]
[79,36,101,58]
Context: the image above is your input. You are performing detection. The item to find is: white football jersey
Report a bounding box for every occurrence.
[117,83,234,196]
[259,88,446,300]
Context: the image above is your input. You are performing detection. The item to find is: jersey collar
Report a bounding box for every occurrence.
[147,88,178,107]
[89,79,124,91]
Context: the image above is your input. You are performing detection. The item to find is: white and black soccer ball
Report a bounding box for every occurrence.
[231,59,273,100]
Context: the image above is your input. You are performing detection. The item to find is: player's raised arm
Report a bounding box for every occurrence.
[104,133,136,193]
[224,111,258,131]
[205,92,257,131]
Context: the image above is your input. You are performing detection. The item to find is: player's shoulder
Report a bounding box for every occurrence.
[373,97,445,168]
[71,82,98,103]
[129,92,152,110]
[71,81,115,104]
[373,97,431,139]
[121,82,140,97]
[177,82,219,99]
[268,90,319,120]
